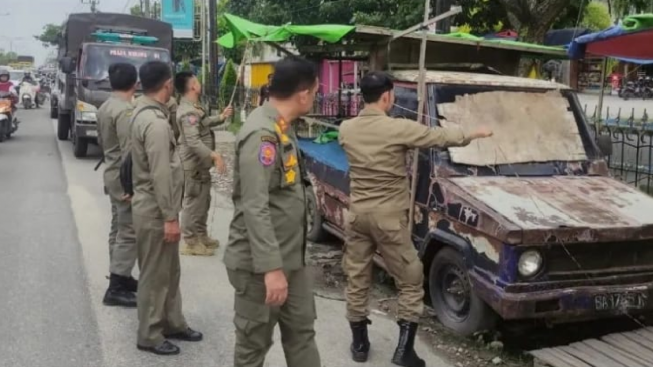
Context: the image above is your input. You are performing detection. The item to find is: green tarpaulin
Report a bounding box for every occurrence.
[622,14,653,32]
[218,13,355,48]
[442,32,565,55]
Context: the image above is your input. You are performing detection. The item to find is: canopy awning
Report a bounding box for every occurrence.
[217,13,355,48]
[568,14,653,62]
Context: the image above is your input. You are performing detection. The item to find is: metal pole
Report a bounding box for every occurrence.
[209,0,219,103]
[144,0,150,17]
[201,0,207,95]
[596,57,609,135]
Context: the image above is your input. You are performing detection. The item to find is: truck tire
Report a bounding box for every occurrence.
[57,113,70,141]
[73,133,88,158]
[305,185,328,243]
[429,247,497,337]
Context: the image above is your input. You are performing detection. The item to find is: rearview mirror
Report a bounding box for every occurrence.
[60,57,75,74]
[597,135,613,156]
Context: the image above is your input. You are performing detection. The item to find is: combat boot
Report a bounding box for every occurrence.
[180,237,215,256]
[123,276,138,293]
[349,319,372,362]
[199,234,220,250]
[391,320,425,367]
[103,274,137,308]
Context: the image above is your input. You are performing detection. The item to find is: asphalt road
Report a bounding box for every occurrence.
[0,108,452,367]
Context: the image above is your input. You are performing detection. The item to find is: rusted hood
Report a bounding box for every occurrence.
[448,176,653,244]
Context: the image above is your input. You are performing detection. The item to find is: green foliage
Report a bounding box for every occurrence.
[130,1,161,18]
[452,0,509,35]
[219,59,238,109]
[0,51,18,65]
[174,40,202,63]
[34,24,62,48]
[582,1,613,31]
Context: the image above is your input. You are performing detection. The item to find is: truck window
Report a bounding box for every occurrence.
[390,86,418,121]
[83,44,171,81]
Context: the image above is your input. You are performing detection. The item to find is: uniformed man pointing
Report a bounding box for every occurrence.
[175,71,233,256]
[339,71,492,367]
[224,56,321,367]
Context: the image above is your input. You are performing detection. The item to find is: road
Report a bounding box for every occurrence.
[577,93,653,120]
[0,108,452,367]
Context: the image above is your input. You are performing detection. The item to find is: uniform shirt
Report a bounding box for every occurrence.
[224,103,307,274]
[176,97,226,172]
[130,96,184,221]
[97,94,134,201]
[339,106,470,213]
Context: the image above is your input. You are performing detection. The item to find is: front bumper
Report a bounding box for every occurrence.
[471,272,653,321]
[75,123,98,139]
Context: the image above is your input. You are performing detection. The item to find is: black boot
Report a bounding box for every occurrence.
[103,274,137,308]
[349,319,372,362]
[123,276,138,293]
[391,320,425,367]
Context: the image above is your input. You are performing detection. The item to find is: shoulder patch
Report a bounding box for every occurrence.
[258,142,276,166]
[182,113,198,126]
[260,135,278,144]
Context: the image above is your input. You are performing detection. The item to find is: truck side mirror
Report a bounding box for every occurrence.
[60,57,75,74]
[597,135,613,156]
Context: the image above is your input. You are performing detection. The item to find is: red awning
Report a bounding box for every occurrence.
[586,29,653,60]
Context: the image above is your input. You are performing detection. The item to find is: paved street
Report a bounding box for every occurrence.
[0,108,452,367]
[578,93,653,119]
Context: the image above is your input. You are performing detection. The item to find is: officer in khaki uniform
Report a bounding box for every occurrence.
[131,62,202,356]
[96,63,139,308]
[174,71,233,256]
[339,72,492,367]
[224,56,321,367]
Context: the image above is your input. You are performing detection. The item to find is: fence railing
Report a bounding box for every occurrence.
[584,104,653,193]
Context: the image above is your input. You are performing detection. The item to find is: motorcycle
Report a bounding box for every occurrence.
[19,81,38,109]
[0,91,18,142]
[622,80,637,100]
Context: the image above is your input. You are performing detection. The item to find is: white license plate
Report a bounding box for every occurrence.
[594,292,647,311]
[86,130,98,137]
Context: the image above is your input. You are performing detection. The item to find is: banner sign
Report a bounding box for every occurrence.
[161,0,194,39]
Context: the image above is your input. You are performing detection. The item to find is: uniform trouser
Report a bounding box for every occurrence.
[108,197,137,277]
[181,170,212,239]
[227,267,321,367]
[134,214,188,347]
[343,210,424,323]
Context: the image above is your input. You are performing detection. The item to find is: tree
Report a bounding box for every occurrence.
[34,24,62,48]
[581,1,612,31]
[219,59,237,109]
[609,0,653,19]
[0,51,18,65]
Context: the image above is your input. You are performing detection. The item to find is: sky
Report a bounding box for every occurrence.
[2,0,139,65]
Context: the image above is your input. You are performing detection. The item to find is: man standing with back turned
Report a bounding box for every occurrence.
[224,56,321,367]
[175,71,233,256]
[131,61,202,356]
[339,71,493,367]
[96,63,139,308]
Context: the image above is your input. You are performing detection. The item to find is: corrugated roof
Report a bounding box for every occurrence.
[390,70,570,89]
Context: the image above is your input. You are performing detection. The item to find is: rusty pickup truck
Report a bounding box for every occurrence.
[298,70,653,336]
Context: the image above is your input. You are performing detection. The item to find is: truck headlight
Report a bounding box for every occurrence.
[79,111,97,122]
[518,250,543,277]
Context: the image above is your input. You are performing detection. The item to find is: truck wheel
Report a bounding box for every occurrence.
[429,247,497,337]
[305,186,328,242]
[73,134,88,158]
[57,113,70,141]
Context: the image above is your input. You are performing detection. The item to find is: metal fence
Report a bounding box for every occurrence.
[236,88,363,118]
[585,104,653,193]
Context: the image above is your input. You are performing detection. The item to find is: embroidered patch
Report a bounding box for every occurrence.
[285,169,296,184]
[258,142,276,166]
[260,135,278,144]
[187,114,198,126]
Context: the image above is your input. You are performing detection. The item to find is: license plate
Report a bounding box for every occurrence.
[594,292,647,311]
[86,130,98,137]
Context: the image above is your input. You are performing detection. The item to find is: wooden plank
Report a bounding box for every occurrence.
[632,329,653,344]
[602,334,653,361]
[620,332,653,353]
[583,339,650,367]
[563,344,627,367]
[531,348,592,367]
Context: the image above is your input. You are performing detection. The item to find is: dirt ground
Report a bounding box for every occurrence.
[211,135,649,367]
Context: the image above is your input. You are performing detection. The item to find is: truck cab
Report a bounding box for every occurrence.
[299,70,653,336]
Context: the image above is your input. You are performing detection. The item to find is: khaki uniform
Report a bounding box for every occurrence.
[97,94,137,278]
[176,97,226,241]
[338,107,470,323]
[130,96,187,347]
[224,103,320,367]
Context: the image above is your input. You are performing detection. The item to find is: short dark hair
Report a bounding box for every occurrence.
[139,61,172,94]
[268,56,317,100]
[174,71,195,94]
[108,63,138,92]
[360,72,394,103]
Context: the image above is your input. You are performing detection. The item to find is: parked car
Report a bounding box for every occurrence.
[298,70,653,337]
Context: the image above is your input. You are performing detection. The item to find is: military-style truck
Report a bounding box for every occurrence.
[52,13,173,157]
[299,69,653,336]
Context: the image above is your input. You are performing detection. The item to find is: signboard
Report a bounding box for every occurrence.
[161,0,194,39]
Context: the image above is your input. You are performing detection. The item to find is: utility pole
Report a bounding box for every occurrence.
[208,0,219,99]
[144,0,151,18]
[81,0,99,13]
[200,0,207,95]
